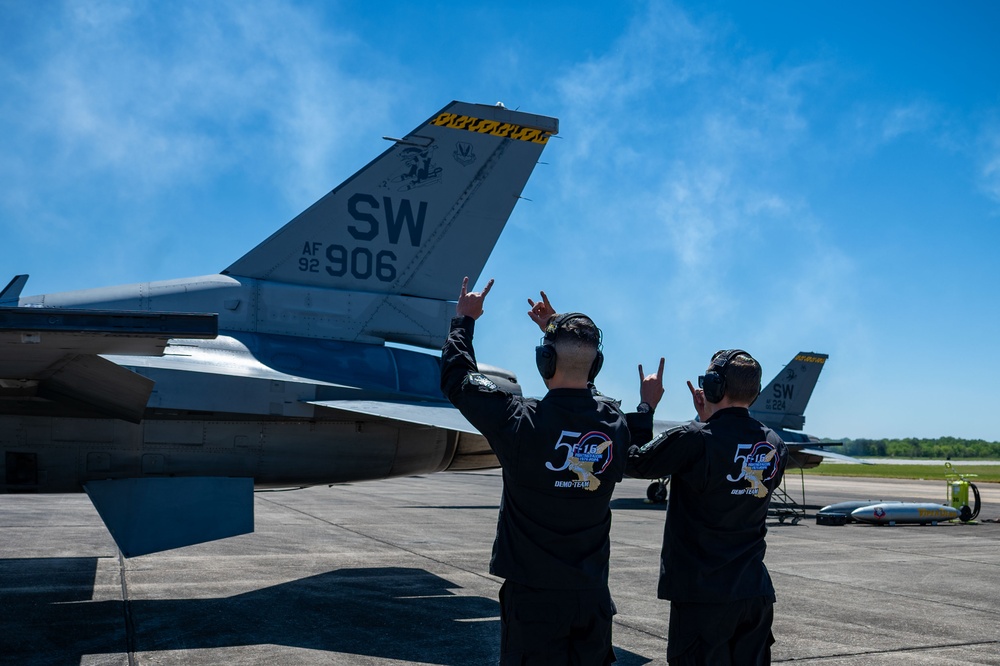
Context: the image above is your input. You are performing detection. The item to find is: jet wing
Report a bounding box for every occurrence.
[0,307,217,422]
[795,446,871,464]
[309,399,479,434]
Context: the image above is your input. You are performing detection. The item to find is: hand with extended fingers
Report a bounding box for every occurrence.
[456,276,494,320]
[638,357,665,411]
[687,379,710,422]
[527,290,556,332]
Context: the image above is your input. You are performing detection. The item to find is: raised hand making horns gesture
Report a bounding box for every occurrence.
[455,276,494,320]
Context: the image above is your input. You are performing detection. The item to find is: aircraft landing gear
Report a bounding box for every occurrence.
[768,467,807,525]
[777,514,802,525]
[646,478,669,504]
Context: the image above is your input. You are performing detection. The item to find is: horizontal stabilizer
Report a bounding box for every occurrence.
[85,477,254,557]
[310,399,478,434]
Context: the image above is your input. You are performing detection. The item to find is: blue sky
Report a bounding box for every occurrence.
[2,1,999,441]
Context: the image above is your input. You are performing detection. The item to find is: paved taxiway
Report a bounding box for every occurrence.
[2,470,1000,665]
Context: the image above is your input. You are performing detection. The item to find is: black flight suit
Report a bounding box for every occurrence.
[441,315,651,665]
[626,407,787,665]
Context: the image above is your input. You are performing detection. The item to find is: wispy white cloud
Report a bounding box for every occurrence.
[538,2,824,309]
[978,122,1000,205]
[0,1,399,211]
[880,101,936,141]
[838,98,944,158]
[487,1,881,413]
[983,156,1000,203]
[0,0,414,288]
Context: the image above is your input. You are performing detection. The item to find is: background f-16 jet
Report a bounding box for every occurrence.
[642,351,854,503]
[651,350,851,470]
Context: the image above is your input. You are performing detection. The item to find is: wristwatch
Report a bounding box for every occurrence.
[635,402,652,414]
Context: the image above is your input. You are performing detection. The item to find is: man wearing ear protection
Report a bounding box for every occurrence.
[626,350,788,666]
[441,278,663,666]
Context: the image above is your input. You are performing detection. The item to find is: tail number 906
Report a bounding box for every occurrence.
[298,243,397,282]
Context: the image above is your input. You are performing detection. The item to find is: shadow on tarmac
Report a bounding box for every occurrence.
[0,557,121,665]
[609,497,666,511]
[0,559,652,665]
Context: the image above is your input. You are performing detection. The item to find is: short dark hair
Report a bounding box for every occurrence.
[710,350,761,404]
[552,315,601,348]
[548,315,601,379]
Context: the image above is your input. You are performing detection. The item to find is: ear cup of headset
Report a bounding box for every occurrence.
[701,349,751,403]
[535,344,557,380]
[589,350,604,382]
[701,371,726,403]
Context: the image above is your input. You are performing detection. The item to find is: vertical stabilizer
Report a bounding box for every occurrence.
[223,102,558,302]
[0,275,29,306]
[750,352,828,431]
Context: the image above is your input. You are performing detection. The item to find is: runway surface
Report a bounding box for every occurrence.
[2,470,999,665]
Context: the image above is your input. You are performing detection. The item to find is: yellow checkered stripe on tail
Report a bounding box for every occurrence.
[431,113,551,144]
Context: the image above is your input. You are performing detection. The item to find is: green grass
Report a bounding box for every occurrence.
[802,462,1000,483]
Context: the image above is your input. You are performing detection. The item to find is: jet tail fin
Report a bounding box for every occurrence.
[223,102,558,303]
[0,275,29,305]
[750,352,828,431]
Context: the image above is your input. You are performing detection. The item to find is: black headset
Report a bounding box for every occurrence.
[699,349,751,404]
[535,312,604,381]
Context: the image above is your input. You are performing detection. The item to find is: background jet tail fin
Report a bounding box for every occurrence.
[0,275,29,305]
[223,101,558,302]
[750,352,828,431]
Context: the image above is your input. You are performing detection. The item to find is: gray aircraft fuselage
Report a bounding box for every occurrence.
[3,276,502,493]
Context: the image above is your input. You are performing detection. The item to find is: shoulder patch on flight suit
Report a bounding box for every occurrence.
[465,373,499,392]
[638,425,687,453]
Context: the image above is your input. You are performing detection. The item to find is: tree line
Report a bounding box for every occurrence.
[819,437,1000,459]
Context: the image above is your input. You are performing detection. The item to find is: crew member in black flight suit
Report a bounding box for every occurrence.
[441,278,662,666]
[626,349,788,666]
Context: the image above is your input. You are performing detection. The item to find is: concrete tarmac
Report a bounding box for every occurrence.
[2,470,999,665]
